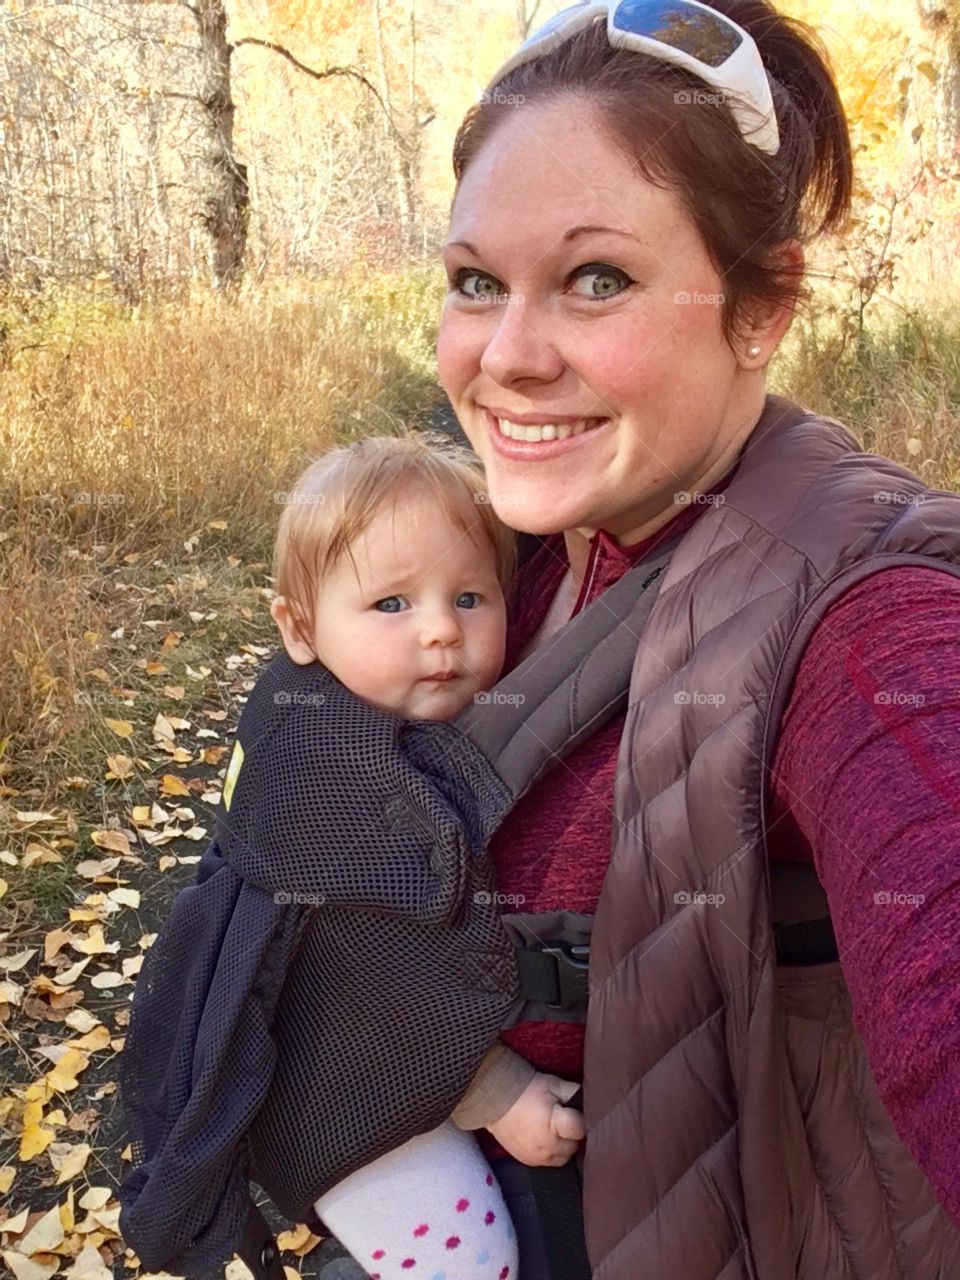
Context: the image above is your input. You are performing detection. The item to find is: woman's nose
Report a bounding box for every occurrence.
[479,296,565,386]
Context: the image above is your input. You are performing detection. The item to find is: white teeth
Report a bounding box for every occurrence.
[495,417,602,442]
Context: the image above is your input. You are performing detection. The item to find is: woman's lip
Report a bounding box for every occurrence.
[484,407,611,460]
[423,673,458,682]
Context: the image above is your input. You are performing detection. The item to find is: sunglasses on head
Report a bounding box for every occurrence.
[484,0,781,156]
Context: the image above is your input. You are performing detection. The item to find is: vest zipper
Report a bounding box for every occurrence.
[571,531,603,617]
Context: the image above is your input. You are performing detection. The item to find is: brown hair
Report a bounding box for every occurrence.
[273,431,518,643]
[452,0,853,345]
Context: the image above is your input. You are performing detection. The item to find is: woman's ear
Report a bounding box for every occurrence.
[738,237,805,366]
[270,596,319,666]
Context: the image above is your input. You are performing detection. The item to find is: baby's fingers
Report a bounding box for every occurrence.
[552,1104,586,1142]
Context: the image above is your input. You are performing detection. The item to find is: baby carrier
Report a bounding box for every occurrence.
[116,536,682,1277]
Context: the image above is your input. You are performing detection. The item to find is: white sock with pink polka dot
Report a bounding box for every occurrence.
[313,1120,517,1280]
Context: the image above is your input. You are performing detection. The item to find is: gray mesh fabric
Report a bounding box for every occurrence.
[117,538,678,1276]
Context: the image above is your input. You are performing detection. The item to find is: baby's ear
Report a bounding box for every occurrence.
[270,596,318,666]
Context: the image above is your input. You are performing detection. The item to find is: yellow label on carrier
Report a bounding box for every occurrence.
[222,740,245,811]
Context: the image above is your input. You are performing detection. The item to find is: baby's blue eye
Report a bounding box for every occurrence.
[456,592,481,609]
[373,596,406,613]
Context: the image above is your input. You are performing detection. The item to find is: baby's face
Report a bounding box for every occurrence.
[302,491,507,720]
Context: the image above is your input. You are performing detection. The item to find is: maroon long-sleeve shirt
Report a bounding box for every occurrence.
[481,484,960,1227]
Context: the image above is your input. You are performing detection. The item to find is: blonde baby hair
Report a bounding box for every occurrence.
[272,430,518,645]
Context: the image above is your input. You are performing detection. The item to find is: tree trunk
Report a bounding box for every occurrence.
[193,0,248,287]
[915,0,960,161]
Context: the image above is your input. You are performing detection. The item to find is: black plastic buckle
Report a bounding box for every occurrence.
[541,942,591,1010]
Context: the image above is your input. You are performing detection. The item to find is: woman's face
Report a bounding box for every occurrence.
[437,99,768,542]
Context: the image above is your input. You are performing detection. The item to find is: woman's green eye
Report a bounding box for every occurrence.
[571,266,631,298]
[452,269,502,301]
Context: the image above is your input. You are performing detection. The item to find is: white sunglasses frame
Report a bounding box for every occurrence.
[484,0,781,156]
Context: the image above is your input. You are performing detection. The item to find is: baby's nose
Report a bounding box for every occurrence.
[421,610,462,645]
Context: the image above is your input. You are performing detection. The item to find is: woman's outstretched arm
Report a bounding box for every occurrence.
[771,565,960,1227]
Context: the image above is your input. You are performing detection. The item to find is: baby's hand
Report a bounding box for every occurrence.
[485,1071,585,1167]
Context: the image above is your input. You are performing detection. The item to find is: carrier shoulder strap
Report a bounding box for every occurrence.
[453,533,682,809]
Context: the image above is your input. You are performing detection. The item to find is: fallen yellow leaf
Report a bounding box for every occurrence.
[50,957,90,986]
[63,1009,100,1034]
[2,1250,60,1280]
[0,1163,16,1192]
[44,928,76,964]
[77,1187,112,1211]
[1,948,38,973]
[104,755,134,780]
[276,1223,322,1254]
[159,773,191,797]
[44,1048,91,1093]
[19,1202,66,1253]
[90,830,131,857]
[61,1242,112,1279]
[49,1142,92,1185]
[65,1025,111,1052]
[72,926,117,957]
[21,845,64,869]
[106,887,140,909]
[102,719,134,740]
[19,1100,58,1159]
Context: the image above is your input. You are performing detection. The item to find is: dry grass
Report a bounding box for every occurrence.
[0,269,445,780]
[772,309,960,490]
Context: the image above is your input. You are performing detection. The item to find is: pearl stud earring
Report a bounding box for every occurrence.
[747,344,762,358]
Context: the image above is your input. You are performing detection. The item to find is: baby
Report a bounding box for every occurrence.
[266,431,584,1280]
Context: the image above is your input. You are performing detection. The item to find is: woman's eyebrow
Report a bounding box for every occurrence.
[444,224,645,256]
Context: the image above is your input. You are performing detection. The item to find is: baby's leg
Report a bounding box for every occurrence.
[313,1120,517,1280]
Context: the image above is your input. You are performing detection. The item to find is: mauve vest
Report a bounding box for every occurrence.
[581,393,960,1279]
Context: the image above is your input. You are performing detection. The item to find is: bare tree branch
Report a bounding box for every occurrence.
[232,38,390,120]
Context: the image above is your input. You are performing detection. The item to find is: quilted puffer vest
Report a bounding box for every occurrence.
[582,394,960,1279]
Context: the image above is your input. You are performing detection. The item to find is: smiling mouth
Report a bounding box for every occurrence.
[491,414,608,442]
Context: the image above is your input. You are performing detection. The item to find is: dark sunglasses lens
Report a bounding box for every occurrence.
[612,0,742,67]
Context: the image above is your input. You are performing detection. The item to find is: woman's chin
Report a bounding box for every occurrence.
[486,494,583,536]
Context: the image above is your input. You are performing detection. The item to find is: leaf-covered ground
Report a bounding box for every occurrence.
[0,557,353,1280]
